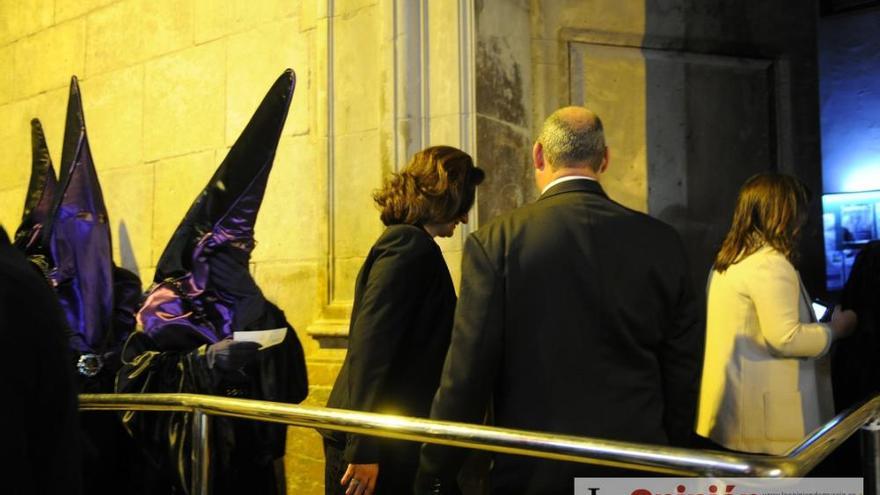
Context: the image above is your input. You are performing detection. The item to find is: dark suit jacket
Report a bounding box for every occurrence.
[828,241,880,475]
[327,224,457,464]
[418,179,703,493]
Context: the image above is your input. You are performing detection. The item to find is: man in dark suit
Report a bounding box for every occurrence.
[416,107,703,494]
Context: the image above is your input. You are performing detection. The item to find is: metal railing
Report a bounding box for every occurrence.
[80,393,880,495]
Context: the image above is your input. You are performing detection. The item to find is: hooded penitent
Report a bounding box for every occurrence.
[47,76,141,360]
[13,119,58,260]
[138,69,296,350]
[119,70,307,495]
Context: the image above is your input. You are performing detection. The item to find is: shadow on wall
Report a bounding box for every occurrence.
[641,0,823,295]
[118,220,140,279]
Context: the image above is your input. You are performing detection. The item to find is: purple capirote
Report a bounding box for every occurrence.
[47,76,114,354]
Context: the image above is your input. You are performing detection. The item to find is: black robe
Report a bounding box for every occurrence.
[0,227,82,495]
[828,241,880,476]
[117,301,308,494]
[77,263,148,495]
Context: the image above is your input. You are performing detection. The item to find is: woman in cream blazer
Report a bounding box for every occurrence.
[696,173,857,455]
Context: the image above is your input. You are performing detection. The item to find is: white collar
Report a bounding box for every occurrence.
[541,175,597,195]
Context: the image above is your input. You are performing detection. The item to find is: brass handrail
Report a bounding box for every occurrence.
[81,392,880,479]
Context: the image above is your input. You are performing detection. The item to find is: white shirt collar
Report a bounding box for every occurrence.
[541,175,597,195]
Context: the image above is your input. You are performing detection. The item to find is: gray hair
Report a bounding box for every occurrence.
[537,110,606,170]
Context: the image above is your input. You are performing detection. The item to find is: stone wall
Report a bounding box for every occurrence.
[474,0,536,223]
[0,1,476,493]
[524,0,825,293]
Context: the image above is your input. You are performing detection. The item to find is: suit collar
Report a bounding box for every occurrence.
[538,177,607,201]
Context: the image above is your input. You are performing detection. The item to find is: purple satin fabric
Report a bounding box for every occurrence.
[138,231,247,349]
[50,203,113,353]
[214,197,261,248]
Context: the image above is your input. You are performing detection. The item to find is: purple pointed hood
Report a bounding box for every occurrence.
[138,69,296,349]
[13,119,58,255]
[47,76,115,354]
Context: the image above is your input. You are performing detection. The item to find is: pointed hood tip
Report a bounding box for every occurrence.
[267,68,296,99]
[15,117,57,251]
[52,72,107,238]
[212,68,297,225]
[153,69,297,281]
[58,75,88,179]
[67,75,82,102]
[31,117,46,138]
[30,118,51,162]
[68,76,84,114]
[275,68,296,97]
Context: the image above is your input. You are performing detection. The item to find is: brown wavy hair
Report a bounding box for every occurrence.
[714,172,810,272]
[374,146,485,226]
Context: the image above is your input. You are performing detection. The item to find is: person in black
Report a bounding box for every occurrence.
[324,146,485,495]
[12,86,144,494]
[416,107,703,494]
[116,70,308,495]
[117,250,307,495]
[827,241,880,475]
[0,226,82,495]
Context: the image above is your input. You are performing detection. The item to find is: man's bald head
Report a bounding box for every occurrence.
[537,106,606,171]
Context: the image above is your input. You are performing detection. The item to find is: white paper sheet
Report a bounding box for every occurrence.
[233,327,287,349]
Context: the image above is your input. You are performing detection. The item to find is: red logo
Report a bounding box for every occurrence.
[630,484,747,495]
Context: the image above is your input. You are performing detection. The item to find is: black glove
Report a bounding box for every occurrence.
[206,339,260,371]
[208,246,266,329]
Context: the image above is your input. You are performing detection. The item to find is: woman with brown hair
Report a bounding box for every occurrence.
[696,172,857,455]
[323,146,484,495]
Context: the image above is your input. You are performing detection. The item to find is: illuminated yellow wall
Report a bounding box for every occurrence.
[0,1,320,305]
[0,1,474,493]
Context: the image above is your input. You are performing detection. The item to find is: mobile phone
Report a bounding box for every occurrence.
[812,299,832,322]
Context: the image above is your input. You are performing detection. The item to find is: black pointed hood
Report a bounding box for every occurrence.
[13,118,58,253]
[153,69,296,283]
[139,69,296,348]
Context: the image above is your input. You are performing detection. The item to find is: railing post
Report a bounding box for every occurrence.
[863,417,880,495]
[191,409,211,495]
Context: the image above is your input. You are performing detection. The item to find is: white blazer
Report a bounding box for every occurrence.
[696,246,834,455]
